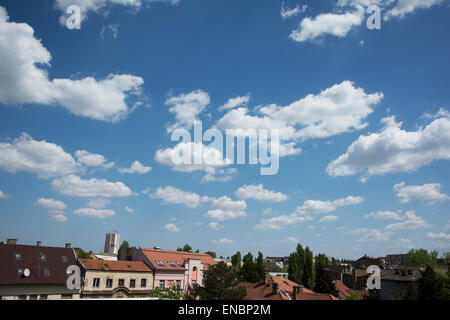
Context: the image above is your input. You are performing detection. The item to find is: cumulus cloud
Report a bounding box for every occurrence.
[51,175,132,197]
[0,7,144,122]
[0,190,11,199]
[73,208,115,218]
[87,198,111,209]
[216,81,382,156]
[254,213,313,230]
[163,223,180,232]
[327,112,450,181]
[319,215,338,222]
[364,210,402,220]
[125,206,134,213]
[384,0,444,20]
[280,2,307,19]
[34,198,67,222]
[427,232,450,241]
[150,186,210,208]
[289,7,364,42]
[219,94,251,111]
[165,90,210,132]
[235,184,288,202]
[393,181,450,204]
[278,236,300,243]
[212,238,234,244]
[0,134,81,179]
[206,196,247,221]
[385,210,429,231]
[118,160,152,174]
[357,229,392,242]
[75,150,114,168]
[207,222,223,231]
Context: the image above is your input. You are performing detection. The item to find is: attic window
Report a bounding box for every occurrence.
[40,253,46,262]
[155,260,165,267]
[44,269,50,277]
[167,261,176,267]
[127,265,131,268]
[17,268,24,277]
[61,256,68,263]
[15,253,22,260]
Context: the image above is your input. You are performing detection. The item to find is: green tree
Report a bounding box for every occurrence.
[231,251,241,270]
[117,240,130,260]
[314,266,337,295]
[346,292,362,300]
[182,244,192,252]
[364,289,381,300]
[241,252,260,283]
[256,252,265,281]
[77,248,92,259]
[408,249,438,267]
[288,252,300,283]
[402,283,418,300]
[206,251,216,259]
[417,265,445,300]
[303,246,315,289]
[192,262,246,300]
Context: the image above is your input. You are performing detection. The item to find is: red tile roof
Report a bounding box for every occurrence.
[79,259,151,272]
[140,248,217,271]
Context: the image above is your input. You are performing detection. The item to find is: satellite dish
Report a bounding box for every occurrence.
[23,268,30,277]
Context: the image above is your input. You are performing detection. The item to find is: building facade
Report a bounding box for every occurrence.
[0,239,80,300]
[78,259,153,298]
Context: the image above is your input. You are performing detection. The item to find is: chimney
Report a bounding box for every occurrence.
[272,282,279,294]
[298,285,304,293]
[7,239,17,245]
[36,241,41,247]
[65,243,71,248]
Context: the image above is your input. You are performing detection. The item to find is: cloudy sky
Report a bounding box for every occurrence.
[0,0,449,259]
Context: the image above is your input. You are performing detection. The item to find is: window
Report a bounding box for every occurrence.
[62,256,68,263]
[176,280,181,288]
[18,295,26,300]
[17,268,24,277]
[130,279,136,288]
[408,270,413,275]
[43,269,50,277]
[167,261,176,267]
[159,280,165,288]
[40,295,48,300]
[156,260,165,267]
[106,279,113,288]
[40,253,46,262]
[118,279,125,287]
[30,295,38,300]
[15,253,21,260]
[93,278,100,288]
[61,294,72,299]
[141,279,147,288]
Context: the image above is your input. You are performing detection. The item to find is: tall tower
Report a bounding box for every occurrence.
[104,232,120,255]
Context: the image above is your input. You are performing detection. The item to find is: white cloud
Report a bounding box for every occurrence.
[385,0,444,20]
[427,232,450,241]
[385,210,429,231]
[281,2,307,19]
[0,134,81,179]
[254,213,313,230]
[357,229,392,242]
[87,198,111,209]
[319,215,338,222]
[295,196,364,215]
[348,227,369,235]
[0,8,144,122]
[163,223,180,232]
[150,186,209,208]
[51,175,132,197]
[201,168,237,183]
[34,198,67,222]
[75,150,114,168]
[365,210,402,220]
[207,222,223,231]
[165,90,210,132]
[289,7,364,42]
[219,94,251,111]
[0,190,11,199]
[100,24,120,39]
[73,208,115,218]
[235,184,288,202]
[391,238,414,249]
[118,160,152,174]
[125,206,134,213]
[216,81,382,155]
[212,238,234,244]
[278,236,300,243]
[205,209,247,222]
[393,181,449,204]
[327,112,450,181]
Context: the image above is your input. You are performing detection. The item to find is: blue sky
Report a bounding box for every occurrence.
[0,0,449,259]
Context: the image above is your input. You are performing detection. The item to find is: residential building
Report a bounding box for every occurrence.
[0,239,80,300]
[78,259,153,298]
[380,267,422,300]
[386,254,409,266]
[264,256,289,269]
[352,255,383,270]
[132,247,217,290]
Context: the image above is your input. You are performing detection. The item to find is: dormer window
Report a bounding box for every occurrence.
[40,253,46,262]
[15,253,22,260]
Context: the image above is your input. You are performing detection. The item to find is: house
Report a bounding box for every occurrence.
[132,247,217,290]
[386,254,409,266]
[264,256,289,269]
[240,275,339,300]
[380,267,422,300]
[0,239,80,300]
[332,280,366,300]
[352,255,383,269]
[78,259,153,298]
